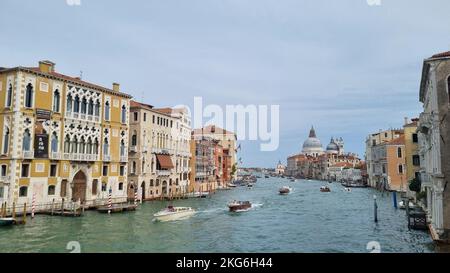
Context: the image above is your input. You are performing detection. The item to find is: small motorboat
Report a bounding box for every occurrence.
[343,188,352,192]
[0,217,15,226]
[290,179,296,182]
[279,186,292,195]
[227,183,237,188]
[153,206,196,222]
[265,175,270,179]
[247,183,254,189]
[399,201,416,210]
[228,201,252,212]
[320,186,331,192]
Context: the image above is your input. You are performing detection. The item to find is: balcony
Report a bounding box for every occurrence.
[157,170,171,176]
[129,146,137,153]
[120,156,128,162]
[22,151,34,159]
[0,175,9,183]
[62,153,98,162]
[50,152,61,160]
[103,154,111,162]
[65,111,101,123]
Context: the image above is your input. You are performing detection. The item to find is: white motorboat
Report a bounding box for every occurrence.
[153,206,196,222]
[343,188,352,192]
[279,186,292,195]
[398,201,416,210]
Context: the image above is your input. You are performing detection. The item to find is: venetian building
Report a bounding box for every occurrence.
[302,126,324,157]
[0,61,132,208]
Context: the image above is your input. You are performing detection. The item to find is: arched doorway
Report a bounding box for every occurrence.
[72,171,87,202]
[127,183,135,201]
[141,181,146,201]
[162,181,168,197]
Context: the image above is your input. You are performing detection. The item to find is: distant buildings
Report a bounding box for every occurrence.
[275,161,286,175]
[286,126,362,182]
[417,51,450,241]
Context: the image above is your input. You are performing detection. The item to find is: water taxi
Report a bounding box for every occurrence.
[0,217,15,226]
[153,206,196,222]
[320,186,331,192]
[279,186,292,195]
[228,201,252,212]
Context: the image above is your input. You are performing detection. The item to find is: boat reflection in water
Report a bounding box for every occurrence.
[228,201,252,212]
[153,206,196,222]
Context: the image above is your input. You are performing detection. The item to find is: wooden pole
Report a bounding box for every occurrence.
[51,199,54,215]
[374,195,378,223]
[0,202,4,218]
[23,203,27,224]
[12,202,16,219]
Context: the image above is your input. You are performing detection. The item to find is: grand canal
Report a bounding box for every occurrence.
[0,177,435,253]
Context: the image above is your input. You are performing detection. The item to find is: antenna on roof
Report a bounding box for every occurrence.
[79,71,83,80]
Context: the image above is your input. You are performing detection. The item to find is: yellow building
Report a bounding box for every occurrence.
[403,118,420,195]
[0,61,132,210]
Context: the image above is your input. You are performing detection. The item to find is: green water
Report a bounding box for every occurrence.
[0,178,435,253]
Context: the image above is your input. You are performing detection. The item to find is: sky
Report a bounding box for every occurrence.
[1,0,450,168]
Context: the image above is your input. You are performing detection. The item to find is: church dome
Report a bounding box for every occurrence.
[302,126,323,155]
[326,138,339,154]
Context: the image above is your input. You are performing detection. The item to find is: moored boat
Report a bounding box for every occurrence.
[228,201,252,212]
[0,217,15,226]
[399,201,416,210]
[279,186,292,195]
[153,206,196,222]
[320,186,331,192]
[227,183,237,188]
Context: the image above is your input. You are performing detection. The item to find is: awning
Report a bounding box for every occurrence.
[156,154,174,169]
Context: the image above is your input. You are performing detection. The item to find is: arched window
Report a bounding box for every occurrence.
[86,138,92,154]
[60,180,68,197]
[71,136,78,153]
[132,161,137,174]
[81,97,87,114]
[66,94,73,113]
[51,133,58,153]
[25,83,33,108]
[121,105,127,123]
[103,138,109,156]
[120,139,125,156]
[93,138,99,154]
[104,101,110,121]
[94,100,100,117]
[142,158,146,173]
[150,179,154,187]
[74,95,80,113]
[118,182,124,191]
[2,127,9,154]
[48,185,56,196]
[64,135,70,153]
[79,137,86,154]
[53,89,60,112]
[19,186,28,197]
[6,84,12,107]
[132,131,137,146]
[397,147,402,158]
[88,99,94,115]
[23,129,31,151]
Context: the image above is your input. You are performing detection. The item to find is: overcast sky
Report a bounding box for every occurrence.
[1,0,450,167]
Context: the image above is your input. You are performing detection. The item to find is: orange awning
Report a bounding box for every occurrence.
[156,154,174,169]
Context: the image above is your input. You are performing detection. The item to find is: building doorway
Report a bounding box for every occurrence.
[72,171,87,203]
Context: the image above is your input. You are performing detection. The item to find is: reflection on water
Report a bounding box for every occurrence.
[0,177,436,253]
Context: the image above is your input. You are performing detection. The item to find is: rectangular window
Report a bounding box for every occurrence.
[134,112,138,121]
[412,133,418,143]
[152,115,155,124]
[21,163,30,177]
[0,186,3,198]
[50,164,58,177]
[397,148,402,158]
[102,165,108,176]
[1,165,6,177]
[92,179,98,195]
[144,113,147,122]
[120,165,125,176]
[413,155,420,166]
[398,165,404,174]
[102,183,107,192]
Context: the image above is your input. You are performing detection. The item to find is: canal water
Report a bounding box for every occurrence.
[0,177,435,253]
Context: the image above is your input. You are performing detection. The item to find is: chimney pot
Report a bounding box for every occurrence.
[113,82,120,92]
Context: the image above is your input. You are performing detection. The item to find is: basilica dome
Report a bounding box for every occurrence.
[326,138,339,154]
[302,126,323,156]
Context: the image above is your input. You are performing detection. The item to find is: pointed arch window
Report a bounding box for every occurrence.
[74,96,80,113]
[104,101,110,121]
[79,137,86,154]
[87,138,92,154]
[6,84,12,108]
[22,129,31,152]
[81,97,87,114]
[66,94,73,113]
[71,136,78,153]
[88,99,94,115]
[132,131,137,146]
[94,100,100,117]
[93,138,99,155]
[121,105,127,123]
[103,138,109,156]
[25,83,33,108]
[2,127,10,154]
[64,135,70,153]
[120,139,126,156]
[51,133,58,153]
[53,89,60,112]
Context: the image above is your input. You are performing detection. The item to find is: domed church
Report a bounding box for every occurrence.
[326,137,344,155]
[302,126,324,156]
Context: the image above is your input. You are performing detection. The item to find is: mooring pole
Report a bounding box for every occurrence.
[393,191,398,209]
[374,195,378,223]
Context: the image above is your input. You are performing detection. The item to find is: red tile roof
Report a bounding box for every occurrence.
[431,51,450,58]
[387,135,405,145]
[130,100,154,109]
[192,125,235,136]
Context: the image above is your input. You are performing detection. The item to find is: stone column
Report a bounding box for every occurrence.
[433,174,445,235]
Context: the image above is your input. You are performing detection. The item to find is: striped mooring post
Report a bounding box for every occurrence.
[31,193,36,219]
[108,188,112,215]
[134,190,138,206]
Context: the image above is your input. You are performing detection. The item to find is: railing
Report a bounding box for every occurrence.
[129,146,137,153]
[22,151,34,159]
[103,154,111,162]
[50,152,61,160]
[65,111,101,123]
[120,156,128,162]
[157,170,171,176]
[61,153,98,161]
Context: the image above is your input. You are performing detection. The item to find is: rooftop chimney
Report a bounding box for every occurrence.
[404,117,409,126]
[112,82,120,92]
[39,60,55,73]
